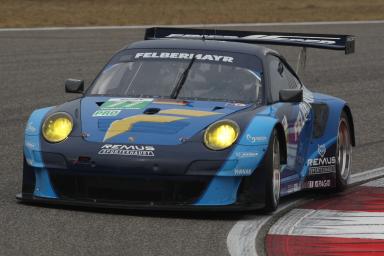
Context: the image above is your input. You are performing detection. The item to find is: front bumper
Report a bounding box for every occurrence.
[22,131,268,210]
[19,158,267,211]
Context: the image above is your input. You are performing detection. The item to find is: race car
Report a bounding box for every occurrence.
[18,27,355,211]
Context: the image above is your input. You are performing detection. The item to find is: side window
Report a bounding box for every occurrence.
[268,55,301,102]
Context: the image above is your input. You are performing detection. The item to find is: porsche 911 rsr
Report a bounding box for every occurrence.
[18,27,356,211]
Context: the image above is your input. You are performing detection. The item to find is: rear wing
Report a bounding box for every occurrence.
[145,27,355,54]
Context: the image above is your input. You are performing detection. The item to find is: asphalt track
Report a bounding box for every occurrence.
[0,22,383,256]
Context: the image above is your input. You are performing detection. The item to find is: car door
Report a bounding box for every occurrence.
[267,54,313,180]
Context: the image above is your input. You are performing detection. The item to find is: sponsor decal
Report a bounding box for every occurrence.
[134,52,234,63]
[282,115,288,133]
[179,137,189,143]
[25,142,35,149]
[225,102,247,107]
[309,166,336,175]
[287,89,314,143]
[235,152,258,158]
[305,179,331,188]
[98,144,155,157]
[165,33,339,45]
[287,183,301,193]
[246,134,267,143]
[308,157,336,167]
[92,109,121,117]
[101,98,153,110]
[318,144,326,158]
[307,144,336,175]
[292,105,308,142]
[25,158,33,165]
[234,168,253,176]
[26,122,36,133]
[81,132,90,138]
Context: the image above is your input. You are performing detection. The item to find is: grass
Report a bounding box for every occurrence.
[0,0,384,28]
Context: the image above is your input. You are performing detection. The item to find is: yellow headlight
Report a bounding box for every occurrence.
[204,120,239,150]
[42,112,73,143]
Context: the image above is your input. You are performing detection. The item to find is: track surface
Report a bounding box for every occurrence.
[0,23,383,256]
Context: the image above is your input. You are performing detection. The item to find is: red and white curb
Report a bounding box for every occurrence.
[266,176,384,255]
[227,166,384,256]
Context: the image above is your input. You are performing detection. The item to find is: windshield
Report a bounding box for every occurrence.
[88,49,263,103]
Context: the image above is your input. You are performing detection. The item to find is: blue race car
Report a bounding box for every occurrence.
[18,27,355,211]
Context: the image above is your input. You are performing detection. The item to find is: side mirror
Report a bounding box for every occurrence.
[279,89,303,103]
[65,79,84,93]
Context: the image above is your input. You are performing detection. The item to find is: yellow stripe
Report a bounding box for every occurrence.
[159,109,221,117]
[103,115,186,141]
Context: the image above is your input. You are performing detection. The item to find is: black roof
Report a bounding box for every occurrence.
[125,39,278,58]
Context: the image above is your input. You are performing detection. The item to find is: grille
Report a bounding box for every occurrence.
[49,171,210,205]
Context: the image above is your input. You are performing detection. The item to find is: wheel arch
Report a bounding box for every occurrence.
[342,104,356,147]
[274,123,287,165]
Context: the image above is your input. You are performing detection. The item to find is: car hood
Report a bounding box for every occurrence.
[80,96,252,145]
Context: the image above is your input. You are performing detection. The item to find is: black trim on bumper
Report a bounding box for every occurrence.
[16,193,265,211]
[48,171,212,205]
[22,157,35,195]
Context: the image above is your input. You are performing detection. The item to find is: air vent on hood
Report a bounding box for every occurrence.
[212,106,224,111]
[143,108,160,115]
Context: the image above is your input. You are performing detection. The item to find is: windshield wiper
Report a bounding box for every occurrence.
[170,57,196,99]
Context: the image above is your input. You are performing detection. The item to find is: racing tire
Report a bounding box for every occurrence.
[263,130,281,212]
[335,111,352,191]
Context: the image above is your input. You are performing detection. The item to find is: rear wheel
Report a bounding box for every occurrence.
[335,111,352,191]
[264,130,281,212]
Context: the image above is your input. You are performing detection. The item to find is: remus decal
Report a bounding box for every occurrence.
[307,144,337,175]
[98,144,155,157]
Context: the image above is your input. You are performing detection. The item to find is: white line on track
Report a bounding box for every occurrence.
[269,208,384,240]
[226,166,384,256]
[0,20,383,32]
[350,166,384,184]
[227,199,306,256]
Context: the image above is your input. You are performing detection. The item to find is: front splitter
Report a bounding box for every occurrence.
[16,193,264,212]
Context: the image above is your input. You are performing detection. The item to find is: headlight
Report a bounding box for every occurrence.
[204,120,239,150]
[42,112,73,143]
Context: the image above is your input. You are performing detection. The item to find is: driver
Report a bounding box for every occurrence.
[180,62,216,98]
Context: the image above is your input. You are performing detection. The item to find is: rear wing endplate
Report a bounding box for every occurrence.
[145,27,355,54]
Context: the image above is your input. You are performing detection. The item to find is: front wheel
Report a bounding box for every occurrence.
[264,130,281,212]
[335,111,352,191]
